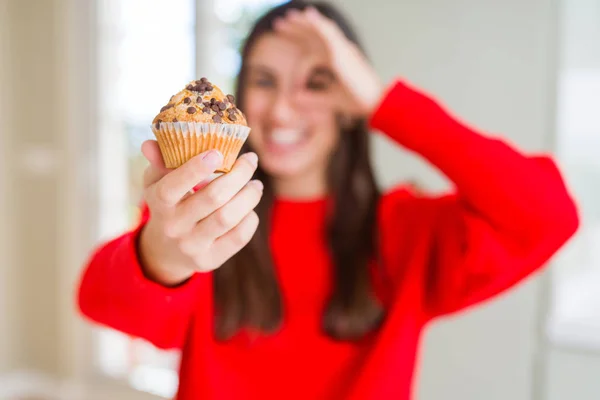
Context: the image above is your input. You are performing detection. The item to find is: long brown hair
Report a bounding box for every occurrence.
[214,0,383,341]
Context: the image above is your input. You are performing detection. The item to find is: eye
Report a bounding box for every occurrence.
[305,68,334,91]
[252,77,275,88]
[306,78,330,91]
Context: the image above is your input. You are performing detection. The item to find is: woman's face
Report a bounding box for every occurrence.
[242,33,340,180]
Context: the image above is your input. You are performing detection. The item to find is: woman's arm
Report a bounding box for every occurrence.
[77,206,208,349]
[79,140,262,348]
[372,81,579,318]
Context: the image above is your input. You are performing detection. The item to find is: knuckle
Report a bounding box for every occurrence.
[142,187,153,204]
[154,182,173,206]
[214,210,234,230]
[142,167,152,184]
[231,217,257,248]
[178,238,199,258]
[180,165,197,183]
[248,211,259,227]
[205,187,226,208]
[229,230,249,248]
[249,187,263,205]
[193,255,213,272]
[162,220,180,239]
[239,158,257,175]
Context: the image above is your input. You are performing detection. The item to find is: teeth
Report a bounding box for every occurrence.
[270,129,304,145]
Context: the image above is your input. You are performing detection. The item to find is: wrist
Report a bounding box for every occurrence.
[137,222,195,287]
[363,79,384,117]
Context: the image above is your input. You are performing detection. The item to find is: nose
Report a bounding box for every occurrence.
[269,91,297,126]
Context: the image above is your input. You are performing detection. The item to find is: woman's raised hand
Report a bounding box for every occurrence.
[273,6,383,118]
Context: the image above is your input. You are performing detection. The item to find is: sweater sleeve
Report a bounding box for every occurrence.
[371,81,580,318]
[77,206,209,349]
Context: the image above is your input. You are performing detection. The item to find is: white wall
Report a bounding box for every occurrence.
[331,0,559,399]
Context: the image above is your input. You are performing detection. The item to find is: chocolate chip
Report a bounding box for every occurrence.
[212,114,222,123]
[197,96,203,103]
[228,107,237,115]
[187,107,197,114]
[160,103,174,112]
[183,97,191,104]
[172,117,178,122]
[203,102,211,107]
[218,102,226,110]
[229,113,237,121]
[200,77,207,82]
[210,98,216,104]
[211,104,219,111]
[202,107,210,113]
[187,81,208,92]
[155,119,162,129]
[227,94,235,103]
[218,110,224,116]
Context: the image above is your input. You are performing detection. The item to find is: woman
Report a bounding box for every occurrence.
[78,2,579,399]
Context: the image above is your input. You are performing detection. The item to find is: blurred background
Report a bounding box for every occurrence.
[0,0,599,399]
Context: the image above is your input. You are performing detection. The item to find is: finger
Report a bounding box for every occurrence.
[208,211,260,267]
[273,12,317,51]
[171,152,259,234]
[184,180,263,246]
[142,140,170,188]
[304,6,344,40]
[150,150,223,208]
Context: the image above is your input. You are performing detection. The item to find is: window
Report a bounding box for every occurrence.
[96,0,195,397]
[547,0,600,350]
[547,69,600,348]
[95,0,288,397]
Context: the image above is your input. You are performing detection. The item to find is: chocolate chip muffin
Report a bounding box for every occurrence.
[151,78,250,173]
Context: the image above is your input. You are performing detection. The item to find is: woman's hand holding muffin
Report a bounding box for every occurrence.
[139,79,261,286]
[138,142,262,286]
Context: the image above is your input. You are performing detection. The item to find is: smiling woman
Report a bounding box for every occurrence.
[79,1,578,400]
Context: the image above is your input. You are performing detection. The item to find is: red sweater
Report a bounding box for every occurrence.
[78,81,579,400]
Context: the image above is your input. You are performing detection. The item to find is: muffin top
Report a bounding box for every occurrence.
[152,77,248,129]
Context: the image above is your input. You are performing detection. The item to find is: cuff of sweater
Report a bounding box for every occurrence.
[121,223,203,302]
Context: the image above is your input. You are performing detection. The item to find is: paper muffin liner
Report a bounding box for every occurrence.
[152,122,251,173]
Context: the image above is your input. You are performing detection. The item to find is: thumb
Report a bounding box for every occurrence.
[142,140,170,188]
[142,140,166,167]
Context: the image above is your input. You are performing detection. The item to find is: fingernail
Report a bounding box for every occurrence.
[202,150,223,166]
[241,152,258,167]
[249,179,264,191]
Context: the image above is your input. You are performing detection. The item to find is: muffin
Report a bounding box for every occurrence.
[151,78,250,173]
